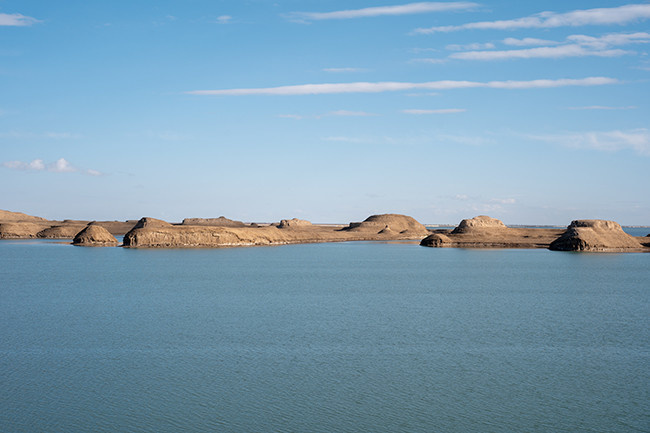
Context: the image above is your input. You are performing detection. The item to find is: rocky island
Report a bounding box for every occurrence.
[1,209,648,252]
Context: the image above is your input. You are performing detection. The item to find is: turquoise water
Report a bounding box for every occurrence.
[1,240,649,432]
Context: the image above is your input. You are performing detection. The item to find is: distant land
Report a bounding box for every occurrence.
[1,210,648,252]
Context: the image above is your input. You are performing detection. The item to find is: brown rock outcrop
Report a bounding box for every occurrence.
[0,209,48,222]
[451,215,507,234]
[0,222,49,239]
[549,220,643,252]
[343,214,429,236]
[37,225,86,239]
[182,217,246,227]
[73,223,119,246]
[420,233,452,247]
[278,218,312,229]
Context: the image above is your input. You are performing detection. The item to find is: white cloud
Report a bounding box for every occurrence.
[503,37,559,46]
[567,105,637,110]
[187,76,617,96]
[1,158,103,174]
[216,15,232,24]
[51,158,75,173]
[414,4,650,33]
[402,108,466,114]
[287,2,478,21]
[529,129,650,156]
[435,134,494,146]
[447,32,649,61]
[450,45,630,60]
[0,13,40,26]
[567,31,650,49]
[446,42,495,51]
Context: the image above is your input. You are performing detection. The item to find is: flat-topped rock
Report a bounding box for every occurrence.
[73,223,119,246]
[132,217,173,229]
[451,215,507,234]
[37,225,86,239]
[278,218,312,229]
[0,209,48,222]
[182,217,246,227]
[0,222,51,238]
[344,214,429,235]
[549,219,643,252]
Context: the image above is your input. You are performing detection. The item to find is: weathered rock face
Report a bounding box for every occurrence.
[0,222,49,239]
[132,217,173,229]
[344,214,429,235]
[451,215,507,234]
[182,217,246,227]
[420,233,452,247]
[549,220,643,252]
[278,218,312,229]
[37,225,86,239]
[73,224,119,246]
[0,209,48,222]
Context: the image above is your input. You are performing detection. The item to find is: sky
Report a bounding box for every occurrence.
[1,0,649,225]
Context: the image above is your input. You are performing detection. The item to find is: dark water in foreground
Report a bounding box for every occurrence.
[1,240,649,433]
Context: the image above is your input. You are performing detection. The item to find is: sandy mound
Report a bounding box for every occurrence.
[344,214,429,235]
[182,217,246,227]
[37,225,86,239]
[549,220,642,252]
[73,223,118,246]
[132,217,173,229]
[0,222,50,238]
[451,215,507,234]
[420,233,452,247]
[0,209,48,222]
[278,218,312,229]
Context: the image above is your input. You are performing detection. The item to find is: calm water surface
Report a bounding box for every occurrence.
[1,240,648,432]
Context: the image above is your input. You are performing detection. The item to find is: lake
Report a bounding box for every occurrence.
[1,239,648,432]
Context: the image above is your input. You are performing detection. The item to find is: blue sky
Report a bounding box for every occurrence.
[1,1,649,225]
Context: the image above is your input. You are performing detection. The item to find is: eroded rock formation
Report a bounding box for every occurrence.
[278,218,312,229]
[182,217,246,227]
[73,223,119,246]
[549,220,643,252]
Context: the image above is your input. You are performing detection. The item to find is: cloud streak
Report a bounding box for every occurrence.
[2,158,103,175]
[0,13,40,26]
[287,2,478,21]
[450,45,630,60]
[187,77,618,96]
[414,4,650,33]
[529,129,650,156]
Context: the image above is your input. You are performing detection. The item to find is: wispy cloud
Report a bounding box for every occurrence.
[438,32,649,61]
[450,45,630,60]
[529,129,650,156]
[446,42,495,51]
[286,2,478,22]
[503,37,560,47]
[2,158,103,175]
[188,77,617,96]
[414,4,650,33]
[402,108,466,114]
[566,105,637,110]
[0,13,40,26]
[215,15,232,24]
